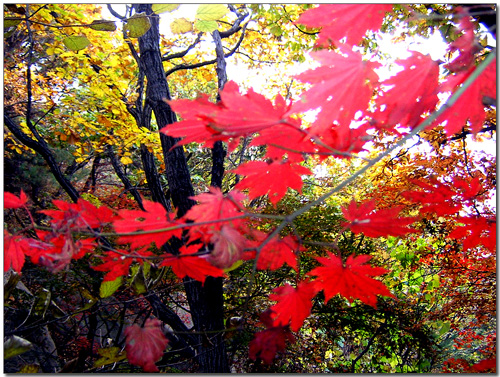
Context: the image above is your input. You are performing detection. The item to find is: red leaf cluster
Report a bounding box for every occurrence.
[163,81,293,150]
[374,52,440,129]
[113,200,182,249]
[436,61,496,135]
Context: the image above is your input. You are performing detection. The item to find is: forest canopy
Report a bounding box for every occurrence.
[3,3,496,373]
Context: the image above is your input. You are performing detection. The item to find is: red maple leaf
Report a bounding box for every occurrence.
[4,190,28,209]
[307,121,371,159]
[92,248,153,281]
[124,318,169,372]
[269,281,317,331]
[309,252,394,308]
[444,11,481,73]
[113,200,183,249]
[183,187,247,243]
[436,59,496,135]
[4,231,29,273]
[448,216,496,252]
[341,199,417,238]
[374,52,440,129]
[249,310,295,364]
[207,225,247,269]
[291,49,380,128]
[160,244,225,283]
[250,123,311,163]
[163,81,293,149]
[401,179,463,216]
[34,234,97,273]
[452,176,483,201]
[248,231,300,271]
[233,160,311,206]
[297,4,392,47]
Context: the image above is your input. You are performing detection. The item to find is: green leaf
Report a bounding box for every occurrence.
[439,321,451,336]
[4,336,33,359]
[223,259,244,273]
[195,19,218,33]
[170,18,193,34]
[270,25,283,37]
[196,4,227,21]
[94,347,127,368]
[80,287,98,310]
[431,274,440,289]
[62,35,91,51]
[152,4,180,14]
[89,19,116,32]
[4,271,22,301]
[4,17,22,28]
[32,288,51,318]
[125,12,151,38]
[130,265,147,294]
[99,277,122,298]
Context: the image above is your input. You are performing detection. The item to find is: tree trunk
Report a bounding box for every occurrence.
[135,4,229,372]
[4,114,80,202]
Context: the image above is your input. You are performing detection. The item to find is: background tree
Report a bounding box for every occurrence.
[4,3,496,373]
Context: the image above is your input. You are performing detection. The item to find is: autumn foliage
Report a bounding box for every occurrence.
[4,3,496,373]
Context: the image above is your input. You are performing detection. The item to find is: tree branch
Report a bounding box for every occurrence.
[4,114,80,202]
[162,33,203,62]
[164,18,249,77]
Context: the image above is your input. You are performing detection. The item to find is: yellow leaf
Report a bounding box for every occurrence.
[94,347,127,368]
[170,18,193,34]
[152,4,180,14]
[120,156,133,165]
[19,364,40,373]
[196,4,227,21]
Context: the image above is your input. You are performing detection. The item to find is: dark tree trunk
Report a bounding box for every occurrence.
[4,114,80,202]
[135,4,229,372]
[105,144,145,210]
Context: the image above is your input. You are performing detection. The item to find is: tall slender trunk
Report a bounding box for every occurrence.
[135,4,229,372]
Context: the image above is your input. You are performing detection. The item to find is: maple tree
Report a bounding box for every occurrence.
[4,3,496,373]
